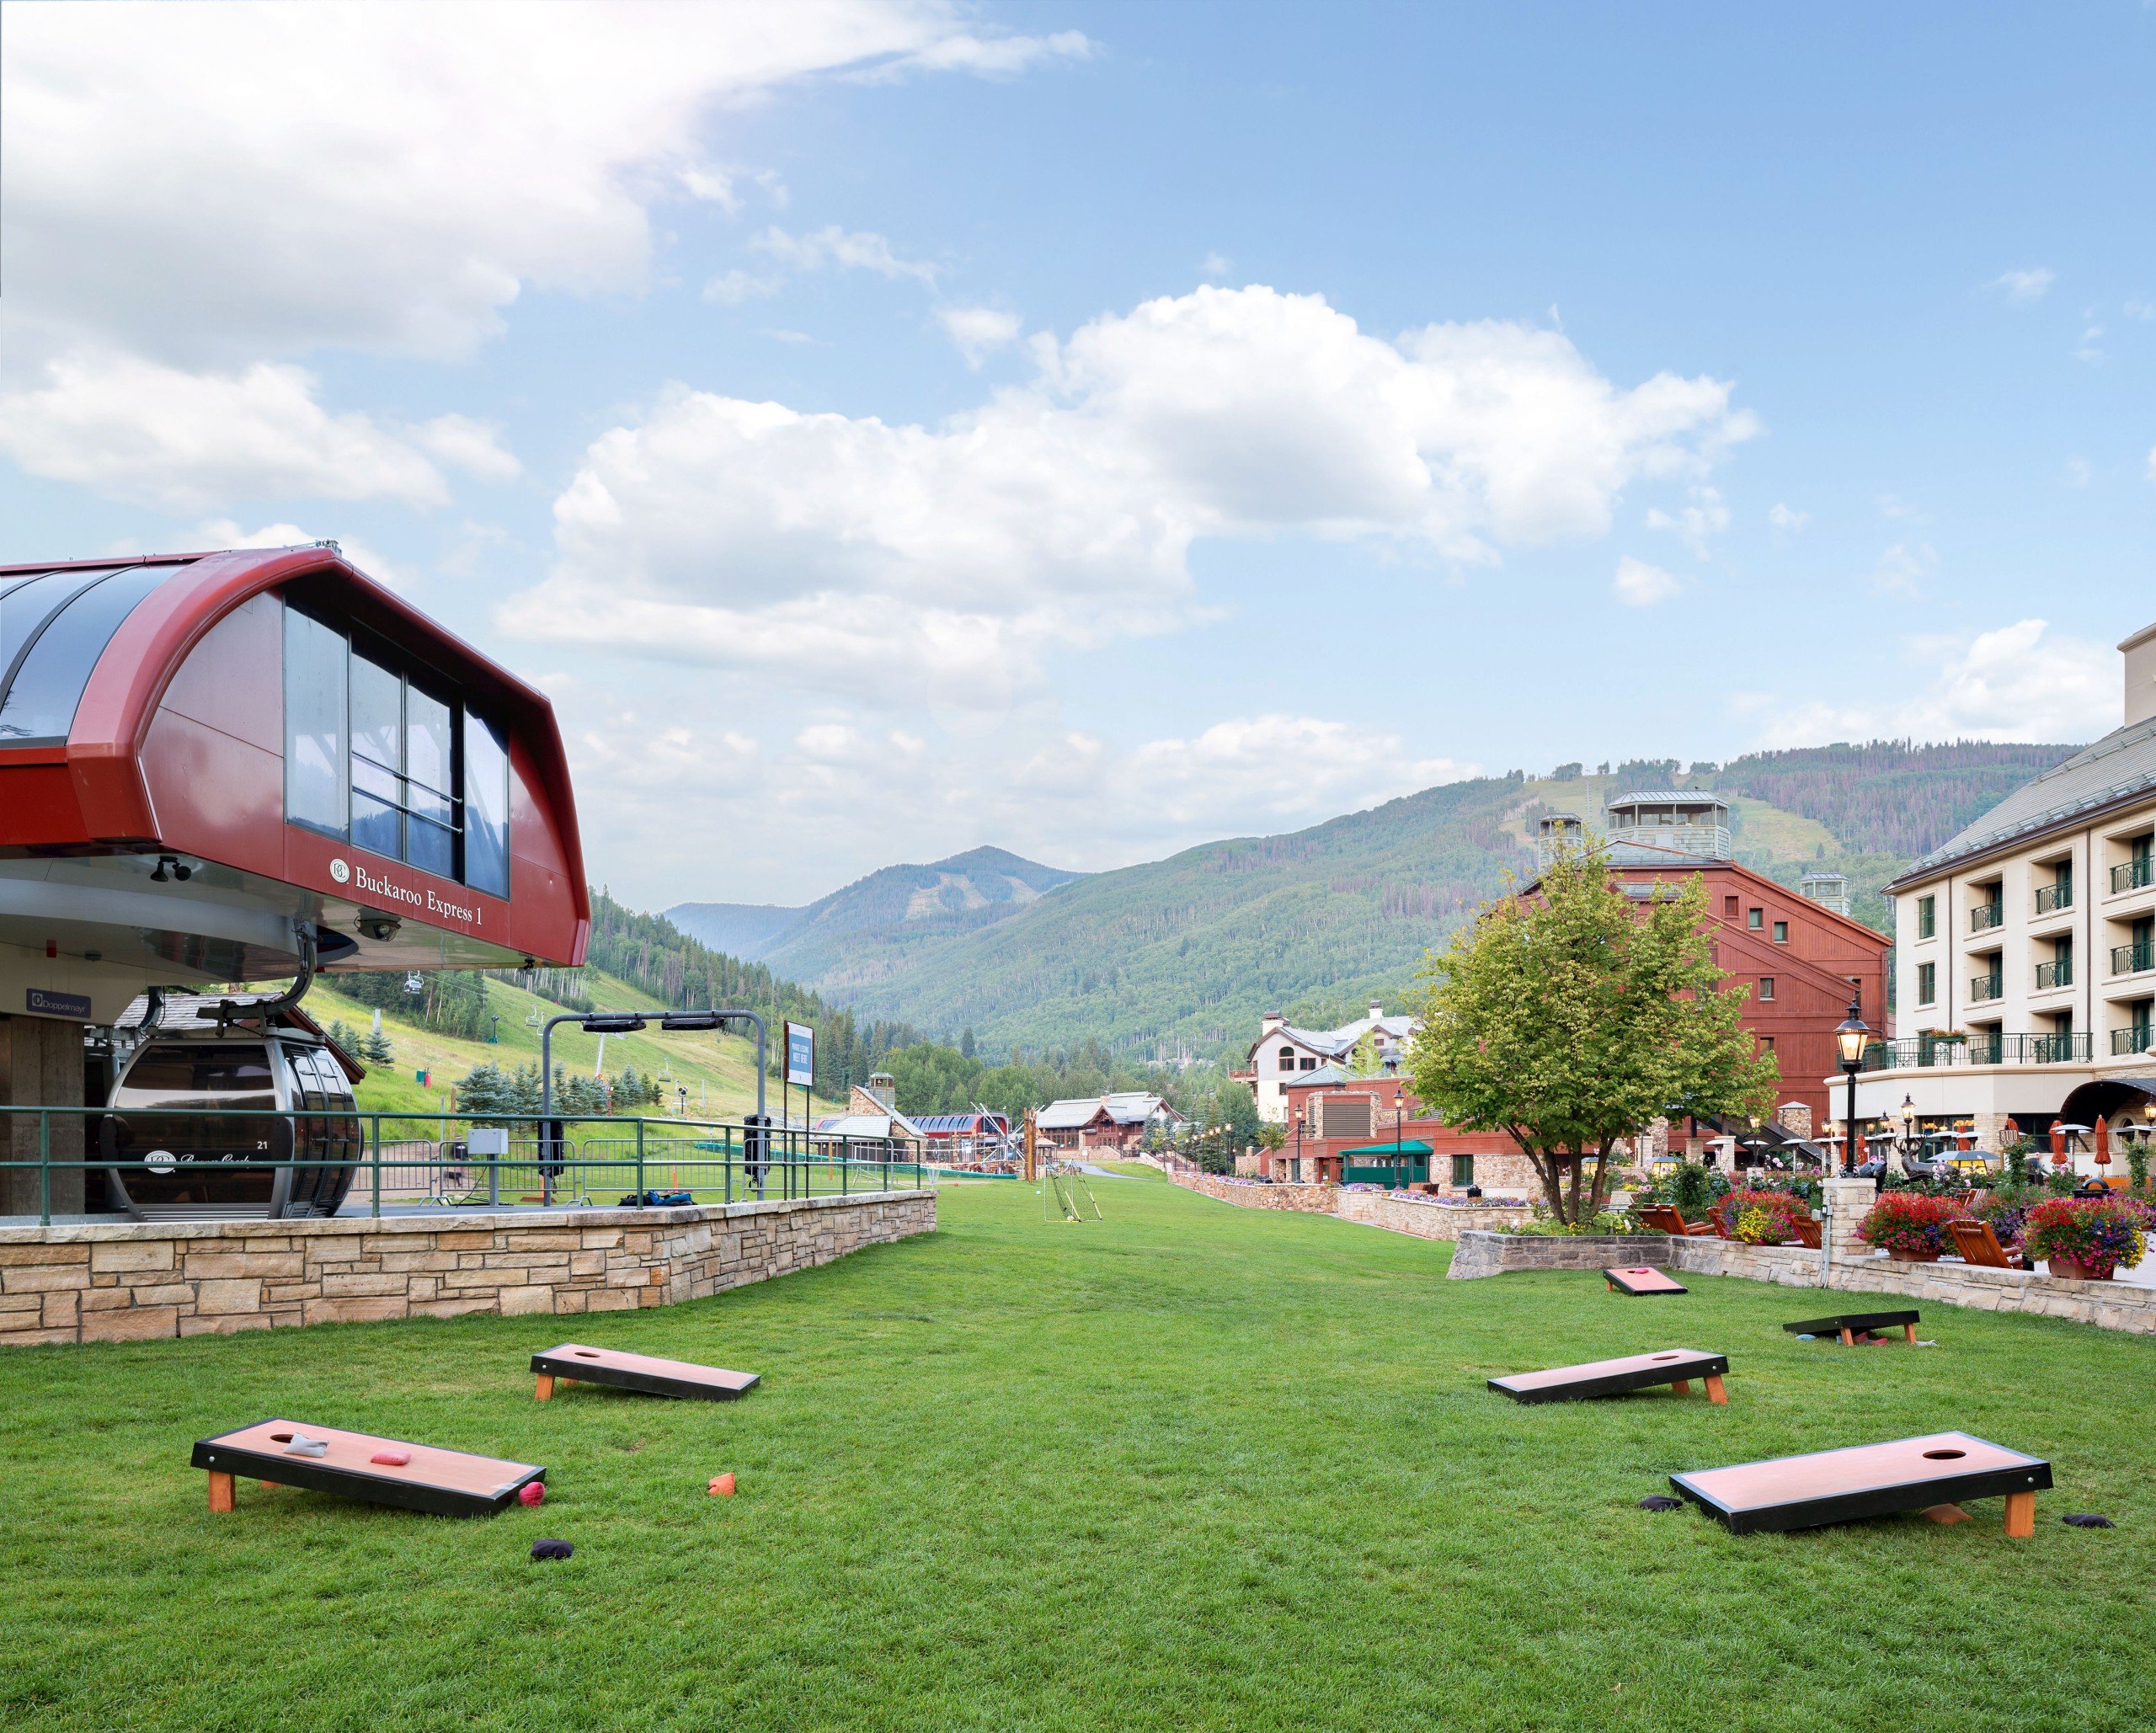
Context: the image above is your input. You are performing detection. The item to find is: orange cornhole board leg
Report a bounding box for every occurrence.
[1704,1374,1728,1405]
[1903,1324,1918,1344]
[207,1470,235,1513]
[535,1374,555,1401]
[2004,1490,2036,1538]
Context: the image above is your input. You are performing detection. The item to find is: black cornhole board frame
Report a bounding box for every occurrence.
[191,1420,544,1518]
[1669,1431,2051,1534]
[531,1342,760,1402]
[1783,1309,1920,1345]
[1604,1266,1688,1295]
[1488,1348,1728,1405]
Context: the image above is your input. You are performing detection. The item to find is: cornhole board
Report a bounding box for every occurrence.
[1670,1431,2050,1536]
[531,1342,759,1402]
[1783,1309,1920,1346]
[1489,1348,1728,1405]
[191,1420,543,1517]
[1604,1266,1688,1295]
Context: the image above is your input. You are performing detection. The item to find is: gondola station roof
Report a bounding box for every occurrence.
[0,543,590,1025]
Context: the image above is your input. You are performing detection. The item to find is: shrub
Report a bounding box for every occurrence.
[1973,1189,2033,1251]
[1712,1186,1810,1245]
[2022,1198,2151,1277]
[1857,1192,1958,1257]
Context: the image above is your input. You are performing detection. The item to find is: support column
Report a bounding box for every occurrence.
[0,1014,87,1217]
[1822,1176,1876,1269]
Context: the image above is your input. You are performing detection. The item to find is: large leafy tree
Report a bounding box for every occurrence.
[1404,845,1779,1225]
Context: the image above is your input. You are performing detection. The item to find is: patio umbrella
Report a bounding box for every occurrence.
[2095,1118,2112,1167]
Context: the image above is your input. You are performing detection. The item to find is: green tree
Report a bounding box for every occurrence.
[1404,845,1778,1225]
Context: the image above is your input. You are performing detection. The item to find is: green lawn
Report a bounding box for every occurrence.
[3,1172,2152,1730]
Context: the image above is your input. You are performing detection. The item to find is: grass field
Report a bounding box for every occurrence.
[3,1171,2152,1730]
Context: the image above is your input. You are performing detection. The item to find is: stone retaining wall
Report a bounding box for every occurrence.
[0,1189,935,1348]
[1447,1227,2156,1335]
[1164,1166,1530,1239]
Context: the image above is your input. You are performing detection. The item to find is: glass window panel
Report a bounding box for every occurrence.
[0,572,104,697]
[408,815,455,878]
[0,568,177,742]
[463,710,510,898]
[353,791,402,859]
[351,755,398,803]
[406,781,451,827]
[405,687,451,796]
[283,608,348,833]
[350,653,401,771]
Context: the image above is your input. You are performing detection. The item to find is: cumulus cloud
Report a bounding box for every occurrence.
[0,1,1085,371]
[510,285,1754,701]
[411,415,523,484]
[937,305,1023,366]
[1755,620,2114,748]
[1645,484,1728,556]
[1990,267,2056,304]
[1768,501,1808,531]
[1613,556,1682,607]
[0,353,451,511]
[1870,541,1937,598]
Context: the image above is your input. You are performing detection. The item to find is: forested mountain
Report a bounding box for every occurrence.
[652,739,2079,1068]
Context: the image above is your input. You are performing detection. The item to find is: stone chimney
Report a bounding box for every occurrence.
[1368,1001,1385,1021]
[2123,621,2156,728]
[863,1071,897,1111]
[1260,1010,1283,1035]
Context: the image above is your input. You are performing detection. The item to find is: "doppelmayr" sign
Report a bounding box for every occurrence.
[333,857,484,930]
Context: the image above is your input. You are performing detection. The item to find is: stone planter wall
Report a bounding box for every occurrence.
[1166,1170,1340,1213]
[1165,1166,1530,1239]
[0,1189,934,1348]
[1447,1231,1678,1279]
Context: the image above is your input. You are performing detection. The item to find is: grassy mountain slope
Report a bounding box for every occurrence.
[693,740,2078,1065]
[669,845,1080,971]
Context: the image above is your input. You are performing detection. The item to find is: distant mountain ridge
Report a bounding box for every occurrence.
[668,845,1081,970]
[658,741,2079,1067]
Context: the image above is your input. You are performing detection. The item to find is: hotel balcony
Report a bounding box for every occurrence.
[2111,857,2156,895]
[2034,957,2073,989]
[2035,881,2073,915]
[1968,900,2004,932]
[2110,942,2156,978]
[1860,1032,2091,1072]
[1968,971,2004,1003]
[2111,1027,2156,1057]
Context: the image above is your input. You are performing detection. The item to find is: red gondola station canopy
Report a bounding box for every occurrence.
[0,542,590,1024]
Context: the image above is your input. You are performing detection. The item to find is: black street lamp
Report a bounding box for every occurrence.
[1833,987,1873,1176]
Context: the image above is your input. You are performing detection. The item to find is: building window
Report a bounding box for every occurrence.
[1299,1056,1317,1070]
[1748,907,1764,929]
[1773,920,1788,944]
[1916,961,1936,1005]
[1450,1153,1476,1187]
[282,603,511,893]
[1917,894,1936,940]
[1759,977,1775,1001]
[1761,1035,1776,1053]
[1276,1046,1295,1068]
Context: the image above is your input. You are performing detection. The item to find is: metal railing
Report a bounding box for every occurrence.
[0,1106,929,1228]
[2111,942,2156,977]
[2111,1026,2155,1058]
[1860,1032,2091,1072]
[2034,957,2073,989]
[1968,900,2004,932]
[2035,880,2073,914]
[1968,971,2004,1002]
[2111,856,2155,895]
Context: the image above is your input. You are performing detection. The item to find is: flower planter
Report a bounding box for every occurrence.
[2047,1254,2114,1282]
[1889,1249,1941,1262]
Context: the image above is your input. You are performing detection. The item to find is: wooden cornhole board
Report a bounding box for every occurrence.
[1670,1431,2050,1536]
[1489,1348,1728,1405]
[1604,1266,1688,1295]
[531,1342,760,1402]
[1783,1309,1920,1346]
[191,1420,543,1517]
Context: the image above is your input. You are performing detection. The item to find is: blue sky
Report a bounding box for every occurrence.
[3,2,2153,909]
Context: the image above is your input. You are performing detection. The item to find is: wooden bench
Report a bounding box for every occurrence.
[1489,1348,1728,1405]
[1639,1204,1715,1237]
[1604,1266,1688,1295]
[1783,1309,1919,1346]
[531,1342,760,1402]
[1670,1431,2050,1536]
[192,1419,543,1517]
[1948,1218,2025,1269]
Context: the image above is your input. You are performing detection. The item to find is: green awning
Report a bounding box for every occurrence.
[1337,1140,1434,1159]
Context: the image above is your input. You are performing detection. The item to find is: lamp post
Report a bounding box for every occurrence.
[1897,1094,1917,1177]
[1833,989,1873,1177]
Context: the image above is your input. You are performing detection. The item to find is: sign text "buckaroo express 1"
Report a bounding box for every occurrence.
[350,861,483,929]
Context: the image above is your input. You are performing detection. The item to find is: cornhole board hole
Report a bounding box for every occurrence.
[1783,1309,1920,1346]
[1489,1348,1728,1405]
[191,1421,543,1517]
[531,1342,760,1403]
[1604,1266,1688,1295]
[1670,1432,2050,1536]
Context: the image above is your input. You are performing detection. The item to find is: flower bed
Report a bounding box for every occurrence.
[1857,1192,1960,1260]
[2021,1197,2152,1280]
[1711,1187,1812,1245]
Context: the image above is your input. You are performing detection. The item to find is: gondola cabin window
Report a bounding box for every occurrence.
[282,601,510,895]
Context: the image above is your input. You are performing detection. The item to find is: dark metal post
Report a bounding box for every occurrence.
[38,1110,51,1229]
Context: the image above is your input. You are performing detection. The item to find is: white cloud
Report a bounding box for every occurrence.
[412,415,523,485]
[0,352,450,511]
[1645,484,1728,556]
[1613,556,1682,607]
[1202,252,1232,279]
[2077,322,2105,364]
[1870,541,1936,598]
[2064,456,2092,489]
[184,520,410,592]
[937,306,1023,366]
[1768,501,1808,531]
[704,225,937,304]
[510,285,1755,701]
[2127,298,2156,322]
[0,1,1083,371]
[1755,620,2114,748]
[1990,267,2057,304]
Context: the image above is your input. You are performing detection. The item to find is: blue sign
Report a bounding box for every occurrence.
[26,989,93,1019]
[784,1021,816,1087]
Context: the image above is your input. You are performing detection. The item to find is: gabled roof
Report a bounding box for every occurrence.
[913,1112,1010,1136]
[1283,1064,1353,1089]
[1890,720,2148,888]
[1037,1098,1112,1129]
